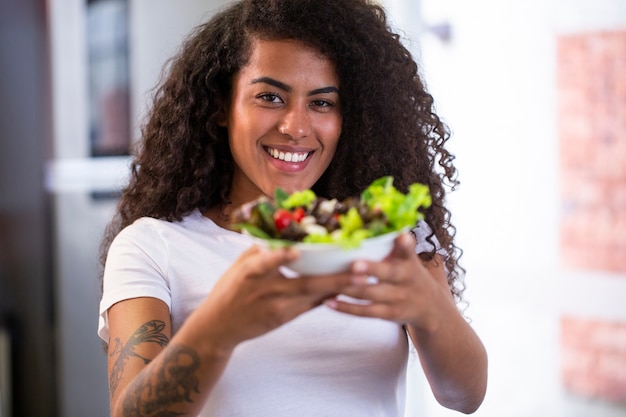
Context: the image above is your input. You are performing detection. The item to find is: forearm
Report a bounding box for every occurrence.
[110,309,234,417]
[113,345,229,417]
[407,294,487,414]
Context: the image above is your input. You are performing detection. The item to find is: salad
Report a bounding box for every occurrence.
[231,176,431,249]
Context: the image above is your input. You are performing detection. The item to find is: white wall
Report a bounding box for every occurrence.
[381,0,626,416]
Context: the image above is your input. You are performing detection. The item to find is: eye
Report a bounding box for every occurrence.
[257,92,283,104]
[310,99,336,112]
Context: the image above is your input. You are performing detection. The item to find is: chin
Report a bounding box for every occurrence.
[278,179,317,194]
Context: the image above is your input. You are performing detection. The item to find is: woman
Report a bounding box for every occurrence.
[98,0,488,416]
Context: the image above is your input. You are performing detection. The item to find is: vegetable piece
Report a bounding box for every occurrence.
[292,207,306,222]
[274,188,290,208]
[281,189,317,209]
[273,208,293,231]
[338,207,364,235]
[361,176,431,231]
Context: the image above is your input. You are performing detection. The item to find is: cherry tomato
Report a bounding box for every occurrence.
[273,209,293,231]
[292,207,306,222]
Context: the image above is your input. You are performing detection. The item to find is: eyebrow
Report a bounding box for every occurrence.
[251,77,339,96]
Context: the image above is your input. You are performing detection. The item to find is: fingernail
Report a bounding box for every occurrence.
[351,275,379,285]
[285,247,299,260]
[324,299,338,309]
[366,276,379,285]
[352,260,367,274]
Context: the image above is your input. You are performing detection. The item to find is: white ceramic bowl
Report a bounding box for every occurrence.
[267,230,403,275]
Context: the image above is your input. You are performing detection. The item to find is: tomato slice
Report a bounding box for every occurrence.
[292,207,306,222]
[273,209,293,231]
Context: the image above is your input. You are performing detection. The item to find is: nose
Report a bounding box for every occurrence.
[279,105,312,140]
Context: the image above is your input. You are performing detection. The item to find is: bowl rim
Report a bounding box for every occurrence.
[249,227,410,252]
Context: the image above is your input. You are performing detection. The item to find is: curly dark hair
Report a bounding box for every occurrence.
[101,0,465,301]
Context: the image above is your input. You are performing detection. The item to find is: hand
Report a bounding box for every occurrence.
[324,232,456,331]
[323,233,488,413]
[197,244,354,350]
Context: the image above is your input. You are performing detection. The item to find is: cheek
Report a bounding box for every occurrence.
[228,116,263,152]
[320,116,342,147]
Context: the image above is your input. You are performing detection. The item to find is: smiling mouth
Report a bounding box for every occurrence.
[264,146,311,163]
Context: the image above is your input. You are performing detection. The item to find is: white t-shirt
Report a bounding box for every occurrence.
[99,209,440,417]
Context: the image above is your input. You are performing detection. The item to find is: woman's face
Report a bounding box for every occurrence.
[222,37,342,208]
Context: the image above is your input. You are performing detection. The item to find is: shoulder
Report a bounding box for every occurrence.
[114,210,204,245]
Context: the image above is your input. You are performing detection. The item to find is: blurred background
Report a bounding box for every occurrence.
[0,0,624,416]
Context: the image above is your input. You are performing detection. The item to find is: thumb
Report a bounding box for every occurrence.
[387,231,416,260]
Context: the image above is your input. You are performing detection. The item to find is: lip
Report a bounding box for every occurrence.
[263,145,314,172]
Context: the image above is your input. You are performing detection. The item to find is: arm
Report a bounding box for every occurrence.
[106,244,358,417]
[325,232,488,414]
[405,257,487,413]
[107,297,233,417]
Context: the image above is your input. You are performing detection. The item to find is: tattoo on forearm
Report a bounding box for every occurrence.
[109,320,170,397]
[122,345,201,417]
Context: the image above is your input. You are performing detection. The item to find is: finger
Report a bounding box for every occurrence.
[350,233,422,285]
[338,282,395,303]
[387,232,417,261]
[291,272,354,296]
[350,258,403,286]
[239,245,299,277]
[324,297,397,321]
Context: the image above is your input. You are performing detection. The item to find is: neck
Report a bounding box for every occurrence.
[203,204,232,230]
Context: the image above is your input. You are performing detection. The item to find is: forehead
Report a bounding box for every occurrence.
[247,37,327,60]
[235,38,339,86]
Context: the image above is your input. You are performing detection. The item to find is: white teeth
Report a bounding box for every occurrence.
[267,147,309,162]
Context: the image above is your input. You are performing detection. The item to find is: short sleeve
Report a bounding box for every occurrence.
[411,220,446,256]
[97,219,172,342]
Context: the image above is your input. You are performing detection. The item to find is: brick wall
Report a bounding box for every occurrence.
[558,30,626,274]
[561,316,626,403]
[558,30,626,404]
